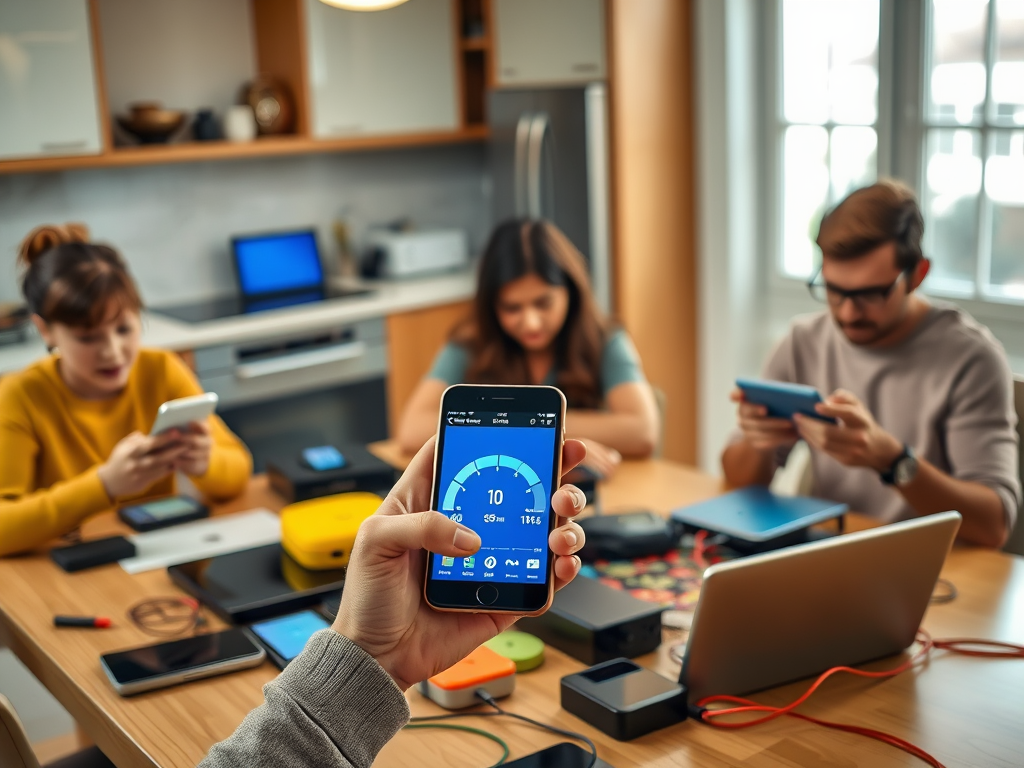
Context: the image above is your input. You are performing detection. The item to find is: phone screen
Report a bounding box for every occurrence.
[301,445,346,471]
[430,408,559,585]
[134,497,199,521]
[101,629,260,685]
[249,610,330,663]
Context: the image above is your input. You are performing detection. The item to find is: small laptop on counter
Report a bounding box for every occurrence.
[153,229,371,323]
[678,510,961,702]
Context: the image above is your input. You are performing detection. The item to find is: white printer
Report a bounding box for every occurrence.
[364,229,469,278]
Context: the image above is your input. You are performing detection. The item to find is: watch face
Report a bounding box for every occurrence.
[894,456,919,486]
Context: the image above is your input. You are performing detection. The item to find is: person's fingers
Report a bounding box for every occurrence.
[738,402,768,419]
[549,519,584,556]
[560,438,586,476]
[827,389,859,405]
[814,401,867,427]
[356,509,480,562]
[553,554,582,591]
[729,388,744,403]
[186,419,211,435]
[552,484,586,520]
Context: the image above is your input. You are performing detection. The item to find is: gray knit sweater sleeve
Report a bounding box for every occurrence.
[200,629,411,768]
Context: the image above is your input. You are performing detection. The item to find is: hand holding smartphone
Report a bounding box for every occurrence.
[735,378,838,424]
[423,384,566,616]
[149,392,219,436]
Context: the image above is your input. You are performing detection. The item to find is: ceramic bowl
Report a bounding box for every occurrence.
[116,102,186,144]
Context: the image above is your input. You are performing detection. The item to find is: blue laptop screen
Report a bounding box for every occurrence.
[233,231,323,297]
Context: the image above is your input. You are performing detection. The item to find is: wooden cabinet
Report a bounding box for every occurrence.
[385,300,470,435]
[492,0,605,87]
[305,0,459,137]
[0,0,103,161]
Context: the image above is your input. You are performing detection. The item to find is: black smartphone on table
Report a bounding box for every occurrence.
[118,495,208,532]
[424,384,566,616]
[100,628,265,696]
[246,609,332,669]
[503,742,613,767]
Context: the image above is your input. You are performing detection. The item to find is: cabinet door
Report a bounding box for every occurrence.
[0,0,102,160]
[493,0,605,87]
[305,0,458,138]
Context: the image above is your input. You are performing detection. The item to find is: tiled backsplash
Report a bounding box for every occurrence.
[0,143,490,307]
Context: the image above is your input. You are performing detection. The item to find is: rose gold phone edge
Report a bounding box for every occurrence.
[423,384,566,616]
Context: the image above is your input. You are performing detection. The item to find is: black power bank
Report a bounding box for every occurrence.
[50,536,136,573]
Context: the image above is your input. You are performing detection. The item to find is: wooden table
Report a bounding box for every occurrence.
[1,450,1022,768]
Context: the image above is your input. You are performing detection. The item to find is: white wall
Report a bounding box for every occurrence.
[0,144,490,307]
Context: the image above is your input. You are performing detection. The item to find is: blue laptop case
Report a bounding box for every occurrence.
[670,487,847,543]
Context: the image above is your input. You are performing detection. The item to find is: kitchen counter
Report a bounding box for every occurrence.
[0,270,475,376]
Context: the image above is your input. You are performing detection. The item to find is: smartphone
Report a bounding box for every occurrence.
[149,392,219,436]
[50,535,136,572]
[246,609,331,669]
[424,384,566,615]
[299,445,347,472]
[503,742,614,768]
[100,628,265,696]
[735,377,837,424]
[118,495,209,532]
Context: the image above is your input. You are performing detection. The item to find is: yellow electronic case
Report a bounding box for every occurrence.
[280,492,382,569]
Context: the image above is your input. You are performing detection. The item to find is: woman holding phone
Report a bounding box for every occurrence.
[397,218,659,476]
[0,224,252,557]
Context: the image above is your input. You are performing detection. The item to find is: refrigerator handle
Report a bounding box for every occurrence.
[514,113,533,216]
[527,112,553,219]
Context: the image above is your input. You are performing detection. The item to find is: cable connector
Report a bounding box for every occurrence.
[474,688,498,707]
[687,703,708,722]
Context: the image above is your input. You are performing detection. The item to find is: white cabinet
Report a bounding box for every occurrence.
[305,0,459,138]
[0,0,103,160]
[493,0,605,87]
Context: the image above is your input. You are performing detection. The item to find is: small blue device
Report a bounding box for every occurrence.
[300,445,346,472]
[247,609,331,669]
[735,377,837,424]
[232,230,324,299]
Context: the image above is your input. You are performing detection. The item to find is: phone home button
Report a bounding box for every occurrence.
[475,585,499,606]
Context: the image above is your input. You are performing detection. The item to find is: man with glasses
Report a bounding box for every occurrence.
[722,180,1019,548]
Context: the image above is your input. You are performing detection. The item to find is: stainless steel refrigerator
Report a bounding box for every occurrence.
[488,84,613,313]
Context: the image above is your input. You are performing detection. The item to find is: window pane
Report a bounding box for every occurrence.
[986,130,1024,298]
[783,0,879,125]
[782,126,829,277]
[923,129,982,295]
[830,126,877,201]
[927,0,988,125]
[992,0,1024,125]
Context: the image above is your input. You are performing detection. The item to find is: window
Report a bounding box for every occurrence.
[774,0,1024,307]
[922,0,1024,300]
[778,0,880,279]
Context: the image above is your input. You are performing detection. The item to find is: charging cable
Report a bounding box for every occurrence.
[406,689,599,768]
[691,629,1024,768]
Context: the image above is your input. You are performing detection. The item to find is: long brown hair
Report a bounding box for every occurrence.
[453,219,608,408]
[17,223,143,327]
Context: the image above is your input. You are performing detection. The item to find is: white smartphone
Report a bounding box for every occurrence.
[100,628,265,696]
[150,392,219,435]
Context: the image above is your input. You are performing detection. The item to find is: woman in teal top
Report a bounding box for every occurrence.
[397,219,659,476]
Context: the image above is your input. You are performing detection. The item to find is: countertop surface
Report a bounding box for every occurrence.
[0,271,475,375]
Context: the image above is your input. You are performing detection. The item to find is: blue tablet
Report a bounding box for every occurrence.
[736,377,837,423]
[671,487,847,543]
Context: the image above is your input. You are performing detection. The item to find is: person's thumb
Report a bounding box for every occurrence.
[358,511,481,561]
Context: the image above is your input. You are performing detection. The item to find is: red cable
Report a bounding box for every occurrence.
[695,630,1024,768]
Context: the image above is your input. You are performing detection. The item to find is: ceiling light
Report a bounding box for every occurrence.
[318,0,410,10]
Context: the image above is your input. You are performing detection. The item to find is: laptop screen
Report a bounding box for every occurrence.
[232,230,323,298]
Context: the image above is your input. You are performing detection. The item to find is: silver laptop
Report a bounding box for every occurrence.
[679,510,961,701]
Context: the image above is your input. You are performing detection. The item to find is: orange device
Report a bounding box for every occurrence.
[417,645,517,709]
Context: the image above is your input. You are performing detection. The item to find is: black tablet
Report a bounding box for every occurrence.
[168,544,344,623]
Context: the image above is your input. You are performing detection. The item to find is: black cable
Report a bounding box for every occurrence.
[408,691,600,768]
[475,690,598,768]
[930,578,957,605]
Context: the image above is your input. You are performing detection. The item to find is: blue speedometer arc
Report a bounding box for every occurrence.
[441,455,547,513]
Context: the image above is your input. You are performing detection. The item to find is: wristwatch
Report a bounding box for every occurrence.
[880,444,918,487]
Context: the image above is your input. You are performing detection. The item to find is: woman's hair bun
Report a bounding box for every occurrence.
[17,223,91,267]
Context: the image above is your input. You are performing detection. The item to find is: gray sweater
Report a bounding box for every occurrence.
[748,303,1021,529]
[200,630,410,768]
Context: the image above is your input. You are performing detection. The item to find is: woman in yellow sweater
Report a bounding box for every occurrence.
[0,224,252,557]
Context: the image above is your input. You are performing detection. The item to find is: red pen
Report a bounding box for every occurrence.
[54,615,112,628]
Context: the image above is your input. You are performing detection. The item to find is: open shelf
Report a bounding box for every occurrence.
[0,126,489,176]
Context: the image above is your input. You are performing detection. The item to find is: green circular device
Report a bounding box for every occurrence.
[484,630,545,672]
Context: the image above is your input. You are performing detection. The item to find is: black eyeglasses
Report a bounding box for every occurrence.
[806,267,912,309]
